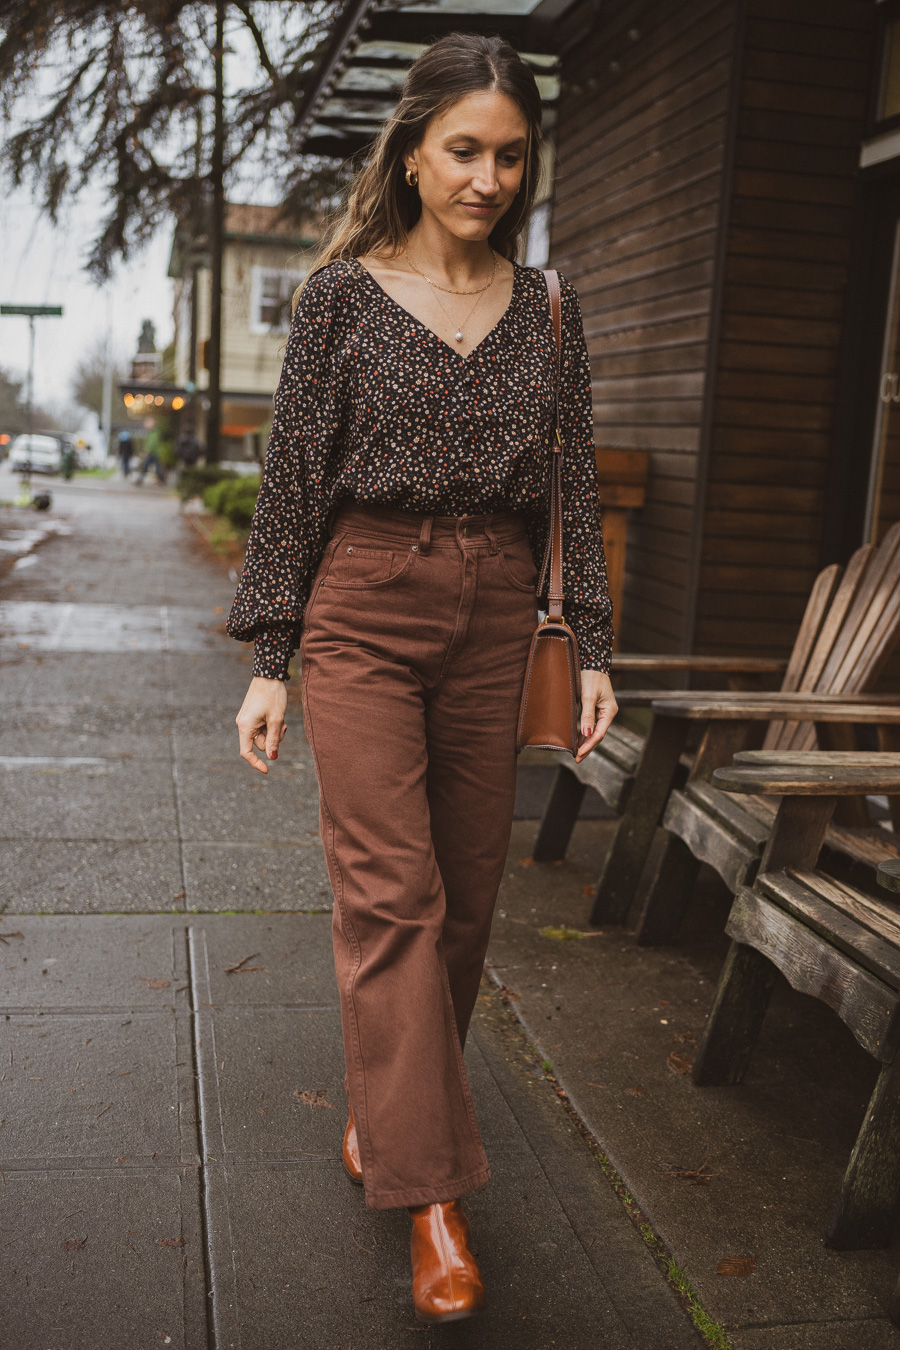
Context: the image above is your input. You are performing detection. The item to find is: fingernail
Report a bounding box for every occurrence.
[581,725,592,737]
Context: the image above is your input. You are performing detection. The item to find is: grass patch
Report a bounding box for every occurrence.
[74,467,115,479]
[208,517,248,554]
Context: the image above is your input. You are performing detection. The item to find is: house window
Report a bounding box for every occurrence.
[250,267,306,335]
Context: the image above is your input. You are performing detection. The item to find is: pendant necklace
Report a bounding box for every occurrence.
[405,249,499,344]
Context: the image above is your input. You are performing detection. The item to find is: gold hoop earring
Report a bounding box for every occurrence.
[405,167,418,187]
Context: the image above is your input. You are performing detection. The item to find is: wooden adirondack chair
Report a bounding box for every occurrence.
[532,547,877,861]
[692,750,900,1250]
[538,522,900,938]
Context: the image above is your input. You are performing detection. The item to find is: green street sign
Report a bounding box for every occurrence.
[0,304,63,316]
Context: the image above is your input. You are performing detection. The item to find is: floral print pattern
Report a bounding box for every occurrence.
[227,257,613,677]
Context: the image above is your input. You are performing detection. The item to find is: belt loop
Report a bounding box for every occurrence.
[417,514,434,555]
[484,519,499,554]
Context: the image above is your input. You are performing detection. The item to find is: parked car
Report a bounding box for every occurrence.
[8,433,64,475]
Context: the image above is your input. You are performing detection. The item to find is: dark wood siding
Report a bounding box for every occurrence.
[693,0,875,656]
[550,0,738,651]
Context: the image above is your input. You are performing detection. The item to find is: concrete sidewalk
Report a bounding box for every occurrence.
[0,473,702,1349]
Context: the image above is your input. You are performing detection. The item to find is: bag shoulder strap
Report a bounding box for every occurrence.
[540,269,565,622]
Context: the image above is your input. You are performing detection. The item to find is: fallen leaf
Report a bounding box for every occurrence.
[0,930,24,944]
[673,1030,695,1043]
[173,890,186,900]
[667,1051,693,1075]
[60,1238,86,1252]
[586,1081,607,1089]
[142,978,171,990]
[499,985,521,1001]
[157,1237,185,1249]
[293,1089,334,1109]
[717,1255,756,1277]
[625,1087,643,1096]
[520,857,536,867]
[539,925,604,941]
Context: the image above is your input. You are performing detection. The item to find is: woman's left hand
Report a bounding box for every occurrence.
[576,670,618,763]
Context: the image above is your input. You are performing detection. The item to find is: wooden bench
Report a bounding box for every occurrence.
[535,522,900,936]
[691,755,900,1250]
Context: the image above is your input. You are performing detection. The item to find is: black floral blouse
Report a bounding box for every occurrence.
[227,257,613,678]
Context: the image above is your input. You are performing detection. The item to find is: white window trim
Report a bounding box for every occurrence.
[249,265,306,336]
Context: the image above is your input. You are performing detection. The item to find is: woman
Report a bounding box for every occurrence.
[228,31,617,1324]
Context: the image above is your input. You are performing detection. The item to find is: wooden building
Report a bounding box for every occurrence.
[288,0,900,661]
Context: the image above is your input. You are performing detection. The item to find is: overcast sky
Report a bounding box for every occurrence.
[1,184,175,425]
[0,10,309,431]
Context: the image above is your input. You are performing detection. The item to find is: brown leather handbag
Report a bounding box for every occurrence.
[515,270,581,755]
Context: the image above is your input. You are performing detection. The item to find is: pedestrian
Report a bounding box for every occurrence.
[176,429,200,467]
[118,430,133,478]
[227,31,617,1325]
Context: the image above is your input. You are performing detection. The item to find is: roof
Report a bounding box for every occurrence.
[224,203,320,247]
[295,0,573,161]
[168,202,320,279]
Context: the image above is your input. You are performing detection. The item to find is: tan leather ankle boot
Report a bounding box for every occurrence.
[342,1103,363,1185]
[408,1200,486,1323]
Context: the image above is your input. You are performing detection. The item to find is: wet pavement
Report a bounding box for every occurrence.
[6,469,896,1348]
[0,471,702,1350]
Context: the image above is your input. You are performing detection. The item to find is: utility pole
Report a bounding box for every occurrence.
[101,288,114,463]
[205,0,226,465]
[0,303,63,497]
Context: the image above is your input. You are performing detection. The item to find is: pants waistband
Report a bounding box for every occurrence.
[330,499,528,552]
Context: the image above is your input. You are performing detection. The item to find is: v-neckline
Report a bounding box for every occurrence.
[352,255,520,363]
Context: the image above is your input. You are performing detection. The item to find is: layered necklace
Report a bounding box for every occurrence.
[404,248,499,344]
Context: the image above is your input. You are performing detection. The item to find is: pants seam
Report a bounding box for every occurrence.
[302,656,374,1179]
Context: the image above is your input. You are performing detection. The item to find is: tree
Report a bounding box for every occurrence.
[0,2,351,457]
[0,365,53,434]
[0,2,342,278]
[71,338,126,418]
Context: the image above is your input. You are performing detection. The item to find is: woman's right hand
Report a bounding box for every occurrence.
[236,676,288,773]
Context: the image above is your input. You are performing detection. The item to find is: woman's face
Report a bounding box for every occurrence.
[405,90,530,242]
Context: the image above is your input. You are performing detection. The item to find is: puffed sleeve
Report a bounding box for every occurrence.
[554,273,614,672]
[226,262,352,679]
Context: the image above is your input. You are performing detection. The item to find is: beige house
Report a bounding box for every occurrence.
[169,203,320,458]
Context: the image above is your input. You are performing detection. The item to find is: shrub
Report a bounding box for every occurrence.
[176,464,238,500]
[203,475,260,528]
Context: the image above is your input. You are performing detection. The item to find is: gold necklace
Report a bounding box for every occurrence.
[405,248,499,296]
[405,250,499,344]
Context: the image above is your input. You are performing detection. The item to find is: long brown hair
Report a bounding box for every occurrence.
[293,32,543,309]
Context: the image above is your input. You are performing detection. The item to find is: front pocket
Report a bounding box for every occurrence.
[497,540,538,593]
[323,540,415,589]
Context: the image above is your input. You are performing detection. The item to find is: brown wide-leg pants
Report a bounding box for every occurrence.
[299,499,538,1209]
